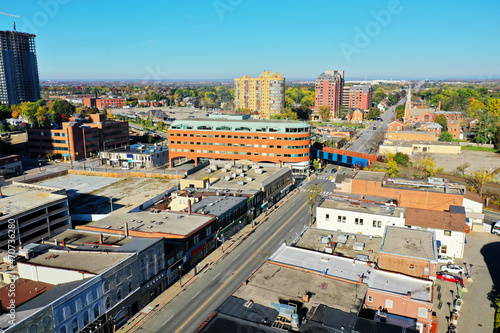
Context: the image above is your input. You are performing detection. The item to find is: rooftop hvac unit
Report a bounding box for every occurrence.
[224,176,231,181]
[353,242,365,251]
[205,168,212,173]
[255,169,264,174]
[320,236,330,244]
[246,177,253,182]
[237,180,245,186]
[337,234,348,244]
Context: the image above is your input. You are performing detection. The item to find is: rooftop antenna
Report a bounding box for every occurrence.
[13,21,15,31]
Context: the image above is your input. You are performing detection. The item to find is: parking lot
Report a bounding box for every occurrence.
[432,231,499,333]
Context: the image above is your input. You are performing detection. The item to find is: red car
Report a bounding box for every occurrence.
[437,272,463,285]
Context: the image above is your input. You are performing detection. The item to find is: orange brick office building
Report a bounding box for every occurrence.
[28,113,129,161]
[168,119,311,173]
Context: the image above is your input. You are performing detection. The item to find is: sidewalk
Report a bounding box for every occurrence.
[116,188,300,333]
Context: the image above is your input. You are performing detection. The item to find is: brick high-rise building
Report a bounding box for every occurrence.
[314,70,344,119]
[234,71,285,119]
[348,85,372,111]
[0,30,41,105]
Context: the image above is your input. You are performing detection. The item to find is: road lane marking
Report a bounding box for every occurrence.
[163,315,174,326]
[251,238,257,244]
[233,253,241,261]
[300,217,304,221]
[175,201,308,333]
[191,290,201,300]
[212,272,221,281]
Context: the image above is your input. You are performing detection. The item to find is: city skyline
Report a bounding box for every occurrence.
[1,1,499,81]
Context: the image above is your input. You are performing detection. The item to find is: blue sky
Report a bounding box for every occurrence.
[2,1,499,80]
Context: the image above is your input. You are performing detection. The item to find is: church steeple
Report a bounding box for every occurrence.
[404,84,411,122]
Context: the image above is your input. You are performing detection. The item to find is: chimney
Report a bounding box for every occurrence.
[99,233,103,244]
[437,101,441,111]
[62,239,65,247]
[302,293,310,303]
[407,291,412,299]
[125,222,129,237]
[187,199,192,215]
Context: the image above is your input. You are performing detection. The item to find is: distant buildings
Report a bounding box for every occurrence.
[84,97,126,109]
[168,118,311,173]
[234,71,285,119]
[0,30,41,105]
[379,140,461,155]
[314,70,344,119]
[27,113,129,161]
[100,143,169,169]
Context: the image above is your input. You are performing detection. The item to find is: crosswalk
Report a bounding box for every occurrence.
[299,188,333,196]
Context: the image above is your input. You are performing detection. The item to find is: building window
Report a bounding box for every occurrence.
[355,218,363,225]
[367,295,373,302]
[193,234,200,244]
[418,307,428,318]
[83,311,89,326]
[385,299,393,309]
[118,288,122,301]
[440,245,447,254]
[72,318,78,333]
[444,230,452,236]
[103,280,110,293]
[128,281,133,292]
[93,304,100,318]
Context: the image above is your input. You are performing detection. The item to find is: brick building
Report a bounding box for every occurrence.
[96,97,125,109]
[447,120,462,139]
[168,118,311,173]
[27,113,128,160]
[387,120,404,131]
[348,85,372,111]
[377,226,438,279]
[314,70,344,119]
[347,108,364,122]
[385,131,437,141]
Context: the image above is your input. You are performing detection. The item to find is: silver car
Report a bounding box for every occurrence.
[440,264,465,274]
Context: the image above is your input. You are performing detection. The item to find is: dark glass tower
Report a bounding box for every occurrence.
[0,30,41,105]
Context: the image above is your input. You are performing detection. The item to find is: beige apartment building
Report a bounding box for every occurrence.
[234,71,285,119]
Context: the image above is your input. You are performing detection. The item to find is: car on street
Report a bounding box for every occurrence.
[438,255,455,265]
[372,127,376,130]
[437,272,463,285]
[440,264,465,274]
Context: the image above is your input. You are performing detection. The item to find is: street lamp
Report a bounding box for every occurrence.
[109,196,113,212]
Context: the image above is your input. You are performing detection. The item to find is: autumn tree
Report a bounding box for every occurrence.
[485,98,500,117]
[306,183,323,225]
[395,105,405,120]
[367,107,381,120]
[468,97,484,116]
[319,105,330,121]
[386,159,400,177]
[414,156,443,177]
[470,168,495,197]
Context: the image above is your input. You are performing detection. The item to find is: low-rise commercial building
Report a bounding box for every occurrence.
[316,195,405,237]
[379,140,462,155]
[100,143,169,169]
[168,118,311,173]
[0,183,71,249]
[405,206,467,258]
[0,155,22,178]
[378,226,438,279]
[385,131,437,142]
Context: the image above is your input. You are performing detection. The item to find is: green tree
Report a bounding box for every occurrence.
[387,94,397,105]
[312,159,320,170]
[372,90,386,104]
[395,105,405,120]
[305,183,323,225]
[319,105,330,121]
[366,107,381,120]
[415,156,442,177]
[386,159,400,177]
[472,112,499,144]
[0,105,11,121]
[452,162,470,176]
[51,100,75,124]
[157,121,165,131]
[434,114,448,131]
[393,152,410,166]
[439,131,453,142]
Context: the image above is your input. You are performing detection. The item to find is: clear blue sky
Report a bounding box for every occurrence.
[2,1,499,81]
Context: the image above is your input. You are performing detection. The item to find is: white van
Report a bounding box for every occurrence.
[492,221,500,235]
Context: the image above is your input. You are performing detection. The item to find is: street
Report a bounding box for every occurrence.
[137,191,311,333]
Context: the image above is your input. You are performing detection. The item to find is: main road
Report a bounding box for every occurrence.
[138,191,311,333]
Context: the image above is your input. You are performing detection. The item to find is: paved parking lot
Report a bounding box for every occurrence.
[433,231,499,333]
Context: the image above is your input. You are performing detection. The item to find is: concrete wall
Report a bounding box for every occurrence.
[316,206,405,237]
[18,263,96,284]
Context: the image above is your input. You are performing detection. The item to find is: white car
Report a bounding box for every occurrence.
[438,255,455,265]
[440,264,465,275]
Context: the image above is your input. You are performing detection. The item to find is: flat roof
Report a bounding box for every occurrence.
[0,278,54,312]
[22,250,132,275]
[190,195,247,217]
[183,164,290,192]
[293,227,381,262]
[0,183,67,220]
[353,171,386,182]
[269,245,432,302]
[232,262,367,314]
[44,229,131,248]
[319,197,405,218]
[380,226,437,261]
[170,118,310,133]
[79,211,214,238]
[382,140,461,147]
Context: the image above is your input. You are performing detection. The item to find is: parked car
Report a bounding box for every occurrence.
[437,272,463,285]
[492,221,500,235]
[440,264,465,275]
[438,255,455,265]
